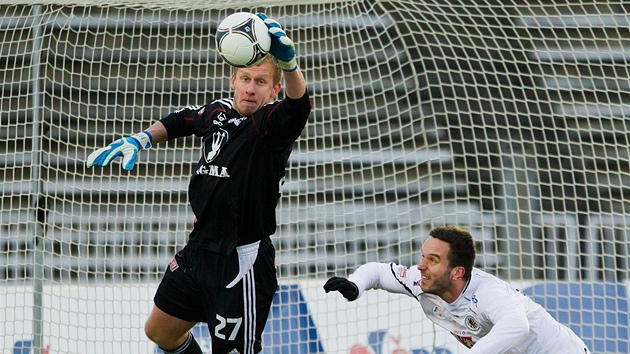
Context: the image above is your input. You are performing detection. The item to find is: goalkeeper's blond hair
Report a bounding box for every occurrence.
[233,54,283,86]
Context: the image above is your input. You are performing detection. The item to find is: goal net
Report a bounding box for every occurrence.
[1,0,629,353]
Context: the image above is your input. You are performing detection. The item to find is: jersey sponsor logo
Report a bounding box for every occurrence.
[455,334,475,348]
[465,315,480,331]
[196,164,230,177]
[432,305,445,319]
[198,128,231,177]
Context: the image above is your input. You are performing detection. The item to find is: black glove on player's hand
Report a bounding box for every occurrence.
[323,276,359,301]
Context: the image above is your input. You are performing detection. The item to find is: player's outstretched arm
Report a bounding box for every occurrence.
[323,276,360,301]
[86,121,168,170]
[257,12,306,99]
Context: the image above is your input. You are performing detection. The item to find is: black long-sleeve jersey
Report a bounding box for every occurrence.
[159,91,311,254]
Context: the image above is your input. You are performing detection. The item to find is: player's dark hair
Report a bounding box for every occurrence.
[429,226,476,279]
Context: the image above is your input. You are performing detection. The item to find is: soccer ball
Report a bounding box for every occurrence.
[216,12,271,68]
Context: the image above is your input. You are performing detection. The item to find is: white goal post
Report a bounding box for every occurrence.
[1,0,629,353]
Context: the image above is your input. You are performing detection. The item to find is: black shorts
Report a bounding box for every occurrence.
[154,238,277,353]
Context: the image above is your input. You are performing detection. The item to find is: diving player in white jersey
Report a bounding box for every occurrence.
[324,226,590,354]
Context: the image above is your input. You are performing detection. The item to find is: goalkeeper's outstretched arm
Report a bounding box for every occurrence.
[257,12,306,100]
[144,122,168,143]
[86,121,168,170]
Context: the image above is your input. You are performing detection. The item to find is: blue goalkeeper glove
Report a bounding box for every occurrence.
[86,131,152,171]
[323,276,359,301]
[256,13,298,72]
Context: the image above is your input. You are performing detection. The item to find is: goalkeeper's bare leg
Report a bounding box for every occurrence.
[145,305,202,354]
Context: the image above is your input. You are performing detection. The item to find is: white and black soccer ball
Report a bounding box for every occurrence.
[215,12,271,68]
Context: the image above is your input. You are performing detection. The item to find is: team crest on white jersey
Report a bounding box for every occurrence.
[465,315,480,331]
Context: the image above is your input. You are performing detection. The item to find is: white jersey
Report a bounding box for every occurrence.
[348,263,590,354]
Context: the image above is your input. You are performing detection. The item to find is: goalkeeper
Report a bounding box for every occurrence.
[324,226,591,354]
[87,14,309,354]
